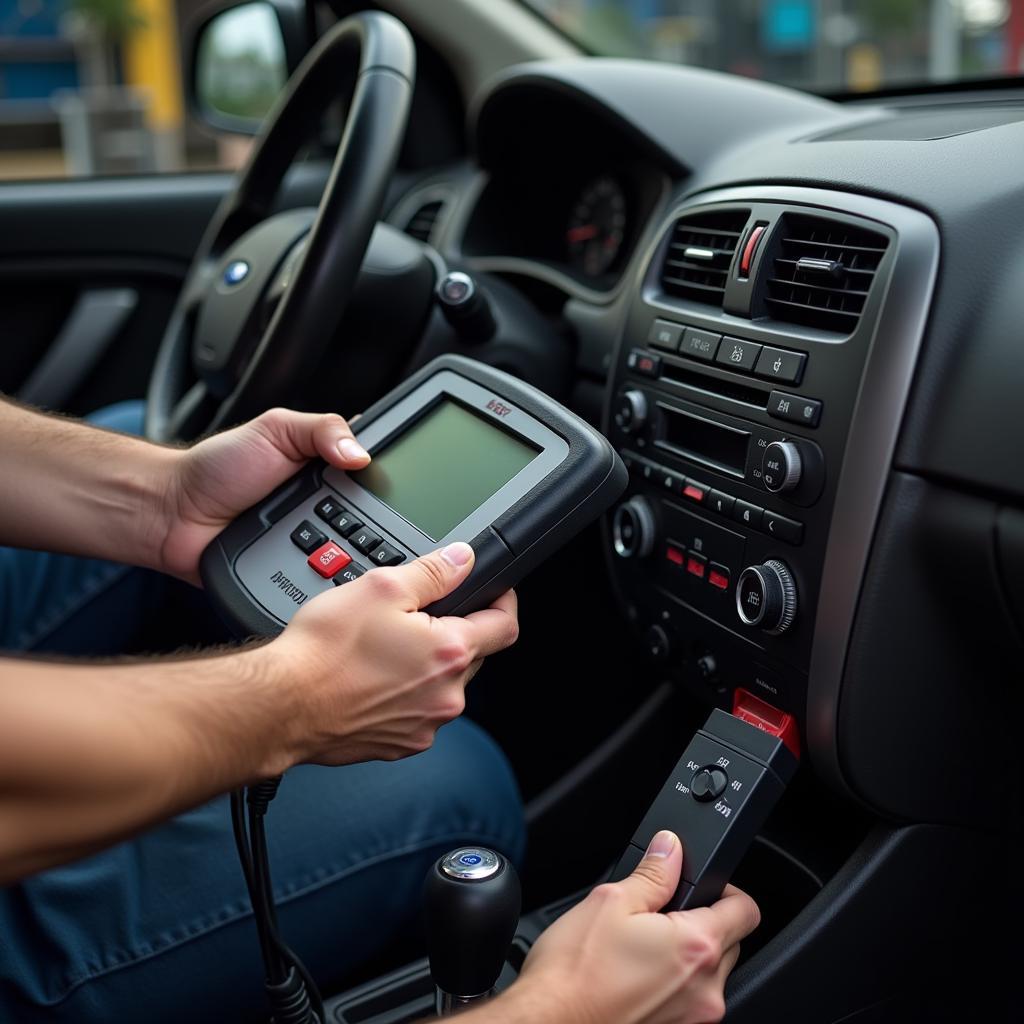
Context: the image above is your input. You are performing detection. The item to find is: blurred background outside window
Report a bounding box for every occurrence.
[1,1,1023,181]
[528,1,1024,93]
[0,0,269,180]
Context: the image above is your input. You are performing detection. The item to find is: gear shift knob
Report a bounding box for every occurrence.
[423,847,521,1016]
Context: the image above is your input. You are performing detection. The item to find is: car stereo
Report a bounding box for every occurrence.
[603,187,938,760]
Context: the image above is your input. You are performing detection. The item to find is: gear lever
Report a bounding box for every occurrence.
[423,847,521,1016]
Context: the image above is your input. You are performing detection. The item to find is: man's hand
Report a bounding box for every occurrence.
[160,408,369,585]
[263,541,519,769]
[472,831,759,1024]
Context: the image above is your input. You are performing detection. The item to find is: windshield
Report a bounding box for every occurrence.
[524,1,1024,94]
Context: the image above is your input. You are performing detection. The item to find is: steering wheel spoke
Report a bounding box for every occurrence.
[167,382,217,441]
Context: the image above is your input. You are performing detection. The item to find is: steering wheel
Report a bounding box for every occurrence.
[146,11,415,442]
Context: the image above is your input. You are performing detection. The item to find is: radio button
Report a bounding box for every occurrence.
[763,511,804,545]
[768,391,822,428]
[648,319,683,351]
[708,564,731,591]
[682,480,709,504]
[755,347,806,385]
[660,469,686,492]
[715,337,762,372]
[330,508,363,538]
[680,327,721,362]
[686,552,708,579]
[369,542,405,567]
[627,348,662,378]
[707,490,735,517]
[733,500,764,530]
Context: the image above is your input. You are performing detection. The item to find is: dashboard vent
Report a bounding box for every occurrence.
[660,209,749,307]
[404,199,444,243]
[765,215,889,333]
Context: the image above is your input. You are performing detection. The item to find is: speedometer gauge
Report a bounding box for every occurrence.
[566,176,627,278]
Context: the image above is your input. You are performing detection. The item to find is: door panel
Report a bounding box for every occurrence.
[0,163,336,414]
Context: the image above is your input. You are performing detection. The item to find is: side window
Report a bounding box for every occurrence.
[0,0,276,181]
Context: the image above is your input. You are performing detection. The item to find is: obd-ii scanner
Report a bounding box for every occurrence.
[202,355,627,1021]
[201,354,627,629]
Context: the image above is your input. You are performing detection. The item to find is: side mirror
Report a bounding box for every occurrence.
[189,0,309,134]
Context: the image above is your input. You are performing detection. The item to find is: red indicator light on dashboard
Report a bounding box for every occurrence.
[665,545,685,567]
[739,223,767,278]
[683,483,706,503]
[686,556,706,579]
[708,568,730,590]
[732,687,800,758]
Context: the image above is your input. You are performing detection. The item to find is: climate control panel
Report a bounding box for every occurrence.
[602,193,902,737]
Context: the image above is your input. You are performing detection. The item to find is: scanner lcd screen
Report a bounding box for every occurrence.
[352,399,539,541]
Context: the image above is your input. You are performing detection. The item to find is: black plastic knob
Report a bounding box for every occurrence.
[423,848,521,1002]
[762,441,802,494]
[437,272,496,344]
[612,497,656,559]
[613,389,649,434]
[736,559,798,635]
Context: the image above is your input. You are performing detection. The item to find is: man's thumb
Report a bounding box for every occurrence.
[618,830,684,913]
[397,542,475,609]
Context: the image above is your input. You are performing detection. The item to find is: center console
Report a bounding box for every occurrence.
[602,186,938,784]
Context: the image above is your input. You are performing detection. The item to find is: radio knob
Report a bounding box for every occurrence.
[762,441,802,494]
[614,390,648,435]
[736,559,798,635]
[612,497,656,559]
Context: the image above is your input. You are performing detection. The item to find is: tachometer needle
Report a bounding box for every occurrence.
[567,224,599,243]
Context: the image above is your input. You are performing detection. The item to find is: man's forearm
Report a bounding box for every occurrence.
[0,397,176,570]
[0,645,298,884]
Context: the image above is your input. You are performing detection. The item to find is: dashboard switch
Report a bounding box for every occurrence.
[736,559,798,635]
[768,391,821,428]
[715,338,762,372]
[648,320,683,351]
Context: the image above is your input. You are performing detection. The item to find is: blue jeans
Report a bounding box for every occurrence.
[0,402,526,1022]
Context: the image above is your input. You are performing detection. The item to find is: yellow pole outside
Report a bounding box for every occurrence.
[123,0,184,165]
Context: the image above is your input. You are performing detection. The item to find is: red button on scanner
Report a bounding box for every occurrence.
[732,687,800,758]
[308,541,352,578]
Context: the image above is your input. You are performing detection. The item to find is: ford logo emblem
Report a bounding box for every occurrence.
[224,260,250,286]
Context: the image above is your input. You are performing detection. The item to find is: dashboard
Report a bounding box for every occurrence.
[399,58,1024,837]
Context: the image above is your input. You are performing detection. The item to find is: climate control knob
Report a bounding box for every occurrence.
[614,390,649,435]
[736,559,798,635]
[762,441,802,494]
[612,497,656,559]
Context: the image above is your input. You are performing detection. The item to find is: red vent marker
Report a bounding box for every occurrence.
[739,224,767,278]
[732,687,800,757]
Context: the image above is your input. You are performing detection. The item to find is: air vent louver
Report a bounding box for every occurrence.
[660,209,749,307]
[404,199,444,243]
[765,215,889,333]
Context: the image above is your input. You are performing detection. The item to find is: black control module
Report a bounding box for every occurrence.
[610,708,797,910]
